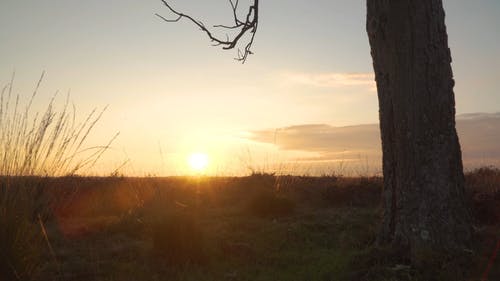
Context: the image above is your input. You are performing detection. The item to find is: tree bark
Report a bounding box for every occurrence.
[366,0,472,257]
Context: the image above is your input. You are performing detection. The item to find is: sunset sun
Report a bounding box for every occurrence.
[188,153,209,172]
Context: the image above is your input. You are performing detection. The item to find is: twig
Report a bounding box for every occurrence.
[156,0,258,63]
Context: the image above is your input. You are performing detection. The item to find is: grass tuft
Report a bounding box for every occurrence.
[0,74,114,280]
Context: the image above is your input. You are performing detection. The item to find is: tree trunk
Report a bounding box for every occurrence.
[366,0,472,257]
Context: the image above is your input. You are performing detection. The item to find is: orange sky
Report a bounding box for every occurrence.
[1,0,499,176]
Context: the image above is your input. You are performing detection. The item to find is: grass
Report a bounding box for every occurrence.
[0,73,117,177]
[0,170,493,281]
[0,74,116,280]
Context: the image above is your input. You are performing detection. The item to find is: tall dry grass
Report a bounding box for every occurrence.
[0,73,118,176]
[0,73,116,280]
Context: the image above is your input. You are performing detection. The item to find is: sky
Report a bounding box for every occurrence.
[0,0,499,176]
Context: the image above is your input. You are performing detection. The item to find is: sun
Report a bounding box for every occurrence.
[188,153,209,172]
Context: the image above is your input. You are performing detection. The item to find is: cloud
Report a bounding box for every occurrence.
[282,72,376,90]
[456,112,500,166]
[249,123,381,163]
[456,112,500,120]
[247,112,500,169]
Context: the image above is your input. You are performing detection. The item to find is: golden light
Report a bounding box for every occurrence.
[188,153,209,172]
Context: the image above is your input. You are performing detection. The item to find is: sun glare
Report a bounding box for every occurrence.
[188,153,209,172]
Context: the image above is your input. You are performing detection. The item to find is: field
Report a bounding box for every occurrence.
[1,168,499,281]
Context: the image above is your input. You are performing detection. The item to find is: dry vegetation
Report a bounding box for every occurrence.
[0,170,498,281]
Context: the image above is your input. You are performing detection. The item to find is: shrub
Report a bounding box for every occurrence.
[466,166,500,194]
[0,183,47,280]
[321,177,382,208]
[466,167,500,225]
[472,194,500,225]
[246,190,295,218]
[149,211,207,265]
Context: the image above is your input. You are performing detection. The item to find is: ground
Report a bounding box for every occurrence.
[1,169,499,281]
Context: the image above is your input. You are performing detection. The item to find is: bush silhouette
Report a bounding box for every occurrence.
[150,211,206,265]
[247,190,295,218]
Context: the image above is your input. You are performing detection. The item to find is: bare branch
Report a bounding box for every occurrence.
[156,0,258,63]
